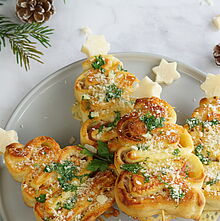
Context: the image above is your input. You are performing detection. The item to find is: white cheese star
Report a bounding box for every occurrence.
[81,34,110,58]
[213,15,220,30]
[0,128,18,154]
[132,76,162,98]
[152,59,181,85]
[201,74,220,98]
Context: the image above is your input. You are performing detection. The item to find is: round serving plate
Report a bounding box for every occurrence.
[0,52,207,221]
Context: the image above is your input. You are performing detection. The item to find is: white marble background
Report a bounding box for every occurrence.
[0,0,220,128]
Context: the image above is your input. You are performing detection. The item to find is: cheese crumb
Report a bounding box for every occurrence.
[96,194,108,205]
[84,144,97,154]
[201,74,220,98]
[213,15,220,30]
[81,35,110,57]
[0,128,18,154]
[80,26,92,36]
[132,76,162,98]
[152,59,181,85]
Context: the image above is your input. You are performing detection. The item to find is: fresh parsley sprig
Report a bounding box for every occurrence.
[0,15,53,70]
[79,141,114,172]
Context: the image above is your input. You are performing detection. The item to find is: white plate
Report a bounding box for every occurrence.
[0,52,207,221]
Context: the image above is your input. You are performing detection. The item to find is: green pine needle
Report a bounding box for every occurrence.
[0,15,53,70]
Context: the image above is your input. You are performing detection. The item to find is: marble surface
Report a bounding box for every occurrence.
[0,0,220,128]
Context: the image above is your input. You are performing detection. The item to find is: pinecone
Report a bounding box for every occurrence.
[213,44,220,66]
[16,0,55,23]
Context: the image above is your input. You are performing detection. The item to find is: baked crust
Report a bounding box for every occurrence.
[73,55,138,122]
[185,97,220,211]
[4,136,61,182]
[4,136,117,221]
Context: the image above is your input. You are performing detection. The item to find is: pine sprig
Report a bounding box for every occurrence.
[0,15,53,70]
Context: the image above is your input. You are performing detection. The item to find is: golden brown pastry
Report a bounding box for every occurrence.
[73,55,138,122]
[4,136,61,182]
[115,152,205,220]
[185,96,220,211]
[21,145,92,207]
[4,136,117,221]
[80,97,177,152]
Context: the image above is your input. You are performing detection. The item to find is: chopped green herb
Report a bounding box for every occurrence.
[87,197,93,202]
[43,218,51,221]
[105,84,123,102]
[172,148,180,156]
[97,141,113,160]
[206,175,220,186]
[118,65,127,72]
[44,161,80,191]
[195,144,210,165]
[62,196,77,210]
[186,118,201,130]
[98,111,121,133]
[87,159,109,172]
[85,141,113,172]
[91,55,106,70]
[81,148,94,157]
[88,112,94,119]
[35,194,46,203]
[186,118,220,130]
[169,187,185,200]
[120,163,143,174]
[143,174,150,183]
[140,113,165,131]
[136,144,149,151]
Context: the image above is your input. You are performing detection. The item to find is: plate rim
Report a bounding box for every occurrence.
[4,51,206,131]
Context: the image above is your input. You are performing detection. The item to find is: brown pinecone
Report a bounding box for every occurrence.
[16,0,55,23]
[213,44,220,66]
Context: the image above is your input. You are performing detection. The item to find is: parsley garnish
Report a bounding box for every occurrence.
[143,174,150,183]
[35,194,46,203]
[120,163,143,174]
[81,141,113,172]
[105,84,123,102]
[169,187,185,200]
[88,111,94,119]
[140,113,165,131]
[186,118,201,130]
[56,196,77,210]
[98,111,121,133]
[44,161,86,192]
[91,55,106,70]
[172,148,180,156]
[158,176,185,201]
[62,196,77,210]
[186,118,220,130]
[87,159,109,171]
[118,65,127,72]
[195,144,210,165]
[206,174,220,186]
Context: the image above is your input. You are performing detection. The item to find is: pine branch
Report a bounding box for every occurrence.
[0,15,53,70]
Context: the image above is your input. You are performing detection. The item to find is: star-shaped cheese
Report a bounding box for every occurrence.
[0,128,18,155]
[201,74,220,98]
[152,59,181,85]
[132,76,162,98]
[213,15,220,30]
[81,34,110,58]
